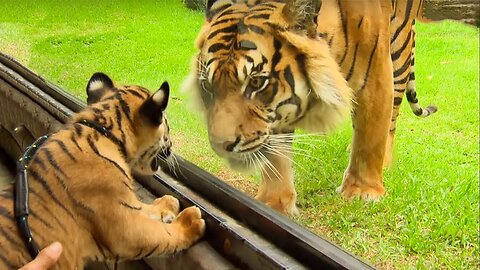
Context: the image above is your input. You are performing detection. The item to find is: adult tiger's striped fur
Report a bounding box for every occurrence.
[0,73,205,269]
[183,0,444,214]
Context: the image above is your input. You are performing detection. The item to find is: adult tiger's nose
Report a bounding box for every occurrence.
[222,137,240,152]
[209,137,238,154]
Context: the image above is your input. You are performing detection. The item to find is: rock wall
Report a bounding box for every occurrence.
[423,0,479,26]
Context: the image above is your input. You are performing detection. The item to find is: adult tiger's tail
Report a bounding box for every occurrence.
[404,26,438,118]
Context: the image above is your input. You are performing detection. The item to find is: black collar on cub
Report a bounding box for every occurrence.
[76,119,125,156]
[76,119,122,145]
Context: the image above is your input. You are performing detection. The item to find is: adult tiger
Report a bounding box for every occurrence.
[183,0,438,215]
[0,73,205,269]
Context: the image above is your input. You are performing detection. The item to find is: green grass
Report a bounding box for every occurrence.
[0,1,478,269]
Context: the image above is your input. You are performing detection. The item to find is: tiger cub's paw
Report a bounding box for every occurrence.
[153,195,180,223]
[173,206,205,245]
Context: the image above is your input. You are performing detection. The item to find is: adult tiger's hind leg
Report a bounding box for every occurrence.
[386,67,411,168]
[386,79,406,167]
[338,36,393,201]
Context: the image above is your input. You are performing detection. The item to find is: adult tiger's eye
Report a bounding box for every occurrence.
[244,76,269,99]
[250,77,262,88]
[249,76,268,90]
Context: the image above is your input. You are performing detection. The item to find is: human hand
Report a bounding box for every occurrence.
[19,242,62,270]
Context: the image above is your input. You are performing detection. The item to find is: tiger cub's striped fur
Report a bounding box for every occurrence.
[183,0,441,214]
[0,73,205,269]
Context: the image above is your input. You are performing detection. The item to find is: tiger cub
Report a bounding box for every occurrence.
[0,73,205,269]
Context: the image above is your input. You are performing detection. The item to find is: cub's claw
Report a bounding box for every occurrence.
[153,195,180,223]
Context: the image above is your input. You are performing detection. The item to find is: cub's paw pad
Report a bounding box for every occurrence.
[175,206,205,240]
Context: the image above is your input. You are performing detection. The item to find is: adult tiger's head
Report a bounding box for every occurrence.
[73,72,172,175]
[183,0,352,170]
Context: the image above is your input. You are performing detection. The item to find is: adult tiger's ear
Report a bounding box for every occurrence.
[86,72,115,105]
[139,81,170,126]
[270,0,321,37]
[205,0,233,22]
[278,31,353,133]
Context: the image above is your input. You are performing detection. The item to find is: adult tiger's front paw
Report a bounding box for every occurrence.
[153,195,180,223]
[338,171,385,201]
[173,206,205,246]
[255,189,299,216]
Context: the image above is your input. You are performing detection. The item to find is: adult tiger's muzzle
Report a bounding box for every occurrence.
[207,94,270,162]
[210,133,267,155]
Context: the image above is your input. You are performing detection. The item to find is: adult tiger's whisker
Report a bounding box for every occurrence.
[268,133,325,144]
[258,151,282,181]
[251,152,269,180]
[266,143,313,154]
[268,137,324,144]
[263,146,310,176]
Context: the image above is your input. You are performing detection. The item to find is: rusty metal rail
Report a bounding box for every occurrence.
[0,52,375,270]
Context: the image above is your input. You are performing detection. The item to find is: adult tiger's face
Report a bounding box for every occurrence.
[184,0,352,170]
[196,23,311,169]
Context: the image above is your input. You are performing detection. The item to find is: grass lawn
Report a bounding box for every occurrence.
[1,1,478,269]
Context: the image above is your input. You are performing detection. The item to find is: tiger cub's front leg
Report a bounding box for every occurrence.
[92,195,205,261]
[256,148,298,215]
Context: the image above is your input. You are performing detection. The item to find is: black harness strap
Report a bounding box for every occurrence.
[15,134,49,259]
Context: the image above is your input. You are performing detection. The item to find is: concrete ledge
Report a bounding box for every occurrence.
[144,242,236,270]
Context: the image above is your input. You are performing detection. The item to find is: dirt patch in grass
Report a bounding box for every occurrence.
[0,24,30,65]
[2,43,29,63]
[217,170,257,197]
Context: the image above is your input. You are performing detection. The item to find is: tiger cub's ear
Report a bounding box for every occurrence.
[139,81,170,126]
[86,72,115,104]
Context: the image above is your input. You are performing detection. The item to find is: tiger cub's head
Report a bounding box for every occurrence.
[183,0,352,170]
[74,72,171,175]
